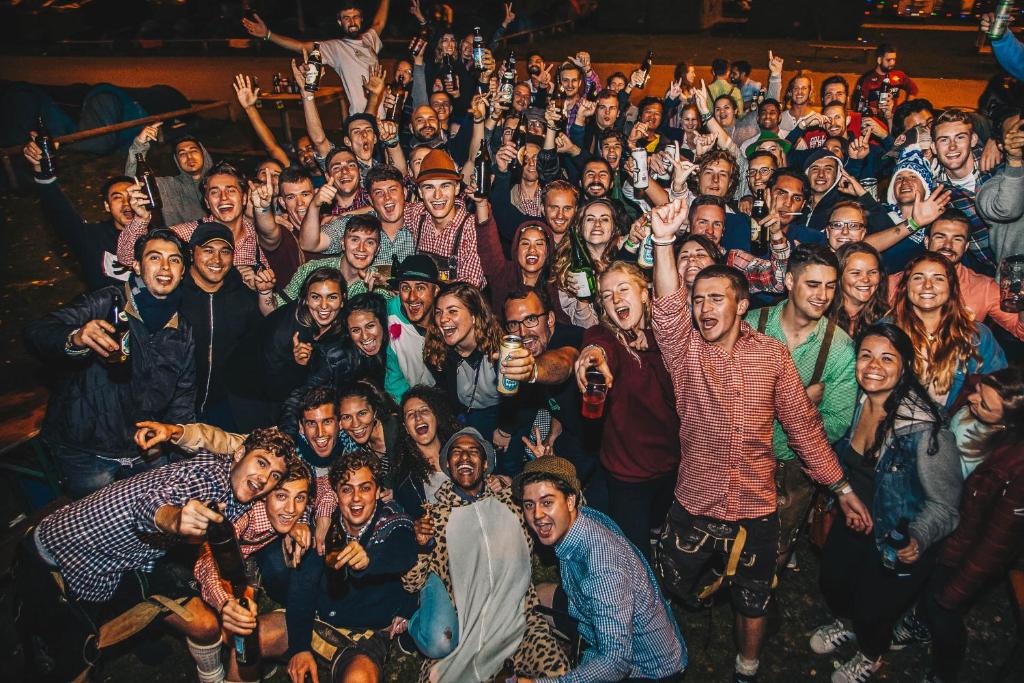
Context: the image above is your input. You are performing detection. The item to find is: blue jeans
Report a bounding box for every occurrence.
[46,440,165,499]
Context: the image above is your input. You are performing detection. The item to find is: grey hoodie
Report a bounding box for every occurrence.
[125,138,212,226]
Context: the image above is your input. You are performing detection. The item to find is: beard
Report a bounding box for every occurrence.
[527,65,542,76]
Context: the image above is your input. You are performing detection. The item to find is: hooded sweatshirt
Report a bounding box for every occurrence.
[802,148,899,240]
[126,137,212,226]
[881,149,938,273]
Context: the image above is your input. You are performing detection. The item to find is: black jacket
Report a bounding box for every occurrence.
[24,284,196,457]
[179,270,263,414]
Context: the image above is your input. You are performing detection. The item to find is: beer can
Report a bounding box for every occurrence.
[497,335,523,395]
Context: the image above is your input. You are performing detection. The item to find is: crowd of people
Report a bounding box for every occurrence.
[12,2,1024,683]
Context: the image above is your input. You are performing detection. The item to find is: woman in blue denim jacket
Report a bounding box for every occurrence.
[890,252,1007,411]
[809,323,962,683]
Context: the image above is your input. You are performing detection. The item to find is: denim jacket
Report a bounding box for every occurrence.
[944,321,1007,411]
[842,394,962,552]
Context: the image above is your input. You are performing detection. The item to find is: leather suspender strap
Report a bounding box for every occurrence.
[809,320,837,386]
[756,307,770,333]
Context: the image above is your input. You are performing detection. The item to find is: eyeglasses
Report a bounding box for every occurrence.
[827,221,866,232]
[746,167,774,177]
[505,314,543,334]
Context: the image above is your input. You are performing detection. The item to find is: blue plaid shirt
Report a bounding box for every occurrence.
[37,454,248,602]
[936,147,998,276]
[538,508,687,683]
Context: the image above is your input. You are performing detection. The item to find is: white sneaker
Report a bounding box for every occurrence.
[810,619,856,654]
[831,652,881,683]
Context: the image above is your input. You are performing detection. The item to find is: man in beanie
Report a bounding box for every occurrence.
[407,149,485,287]
[403,427,568,682]
[514,456,688,683]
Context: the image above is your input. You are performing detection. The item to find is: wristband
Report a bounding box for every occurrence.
[264,30,272,41]
[303,94,314,101]
[829,478,851,494]
[907,216,921,232]
[64,328,89,356]
[701,112,713,124]
[651,235,676,246]
[383,137,400,148]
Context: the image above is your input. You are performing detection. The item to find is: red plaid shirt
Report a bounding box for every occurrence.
[405,201,485,288]
[117,215,269,269]
[726,242,790,294]
[651,288,844,521]
[193,501,279,610]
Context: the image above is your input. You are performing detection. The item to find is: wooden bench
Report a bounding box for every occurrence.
[809,43,875,68]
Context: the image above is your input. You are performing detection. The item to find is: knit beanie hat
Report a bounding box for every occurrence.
[886,149,937,206]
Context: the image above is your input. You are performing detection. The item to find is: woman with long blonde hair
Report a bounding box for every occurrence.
[572,261,680,556]
[423,282,504,440]
[550,198,622,328]
[890,252,1007,409]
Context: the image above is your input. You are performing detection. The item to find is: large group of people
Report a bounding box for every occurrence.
[12,2,1024,683]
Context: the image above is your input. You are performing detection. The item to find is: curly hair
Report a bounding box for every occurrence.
[891,252,981,398]
[689,149,741,198]
[423,282,503,371]
[550,199,621,293]
[328,448,383,491]
[394,385,460,487]
[830,242,890,339]
[281,455,315,500]
[242,427,297,463]
[784,69,815,108]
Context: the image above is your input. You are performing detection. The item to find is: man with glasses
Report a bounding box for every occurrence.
[824,201,868,252]
[741,151,778,215]
[495,286,588,478]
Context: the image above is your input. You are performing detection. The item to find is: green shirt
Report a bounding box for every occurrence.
[745,301,857,461]
[274,257,395,308]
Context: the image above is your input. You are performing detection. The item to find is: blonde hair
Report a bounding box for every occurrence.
[423,282,503,371]
[596,261,652,366]
[891,252,980,397]
[550,199,619,292]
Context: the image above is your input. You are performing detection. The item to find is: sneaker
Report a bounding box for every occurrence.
[810,619,856,654]
[831,652,881,683]
[890,611,931,650]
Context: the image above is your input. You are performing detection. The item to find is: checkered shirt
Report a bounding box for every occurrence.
[725,240,790,294]
[405,200,485,287]
[651,288,845,521]
[117,214,269,269]
[536,507,687,683]
[193,500,280,610]
[935,148,997,275]
[36,453,249,603]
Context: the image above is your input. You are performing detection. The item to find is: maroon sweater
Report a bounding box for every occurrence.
[583,324,680,483]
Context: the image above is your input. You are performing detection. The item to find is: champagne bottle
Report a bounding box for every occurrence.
[568,227,598,301]
[36,115,57,180]
[304,42,324,93]
[135,153,162,211]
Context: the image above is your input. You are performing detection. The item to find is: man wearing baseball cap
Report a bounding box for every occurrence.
[406,149,485,287]
[385,253,442,398]
[514,456,688,683]
[179,222,271,427]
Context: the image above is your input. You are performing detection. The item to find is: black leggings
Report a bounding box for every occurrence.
[819,519,937,659]
[606,471,676,560]
[922,565,968,682]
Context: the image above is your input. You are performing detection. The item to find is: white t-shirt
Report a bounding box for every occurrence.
[319,29,382,115]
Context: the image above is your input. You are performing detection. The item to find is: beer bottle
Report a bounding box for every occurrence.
[135,153,162,211]
[508,123,526,174]
[105,295,131,365]
[498,50,517,107]
[549,83,567,133]
[877,74,891,112]
[272,72,282,94]
[207,511,262,672]
[471,26,485,72]
[474,143,492,197]
[568,227,598,301]
[881,517,910,573]
[637,50,654,90]
[324,523,351,582]
[409,23,430,58]
[751,188,768,220]
[304,42,324,93]
[441,55,458,92]
[383,79,408,122]
[35,115,57,180]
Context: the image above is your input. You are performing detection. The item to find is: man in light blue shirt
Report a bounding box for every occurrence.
[513,456,687,683]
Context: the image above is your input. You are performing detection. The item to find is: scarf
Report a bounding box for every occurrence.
[129,272,181,332]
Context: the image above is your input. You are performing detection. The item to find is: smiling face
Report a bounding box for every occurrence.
[205,173,246,224]
[698,159,732,197]
[335,466,379,533]
[301,403,339,458]
[418,178,458,221]
[581,203,615,250]
[305,280,344,330]
[429,92,453,126]
[543,189,576,237]
[599,269,648,333]
[338,395,377,445]
[403,397,438,447]
[690,205,726,246]
[337,8,363,36]
[521,480,578,546]
[790,77,811,106]
[807,158,837,196]
[968,382,1006,425]
[757,103,781,132]
[559,68,581,98]
[230,448,286,503]
[825,205,867,251]
[582,161,611,198]
[713,97,736,127]
[175,140,205,176]
[856,334,902,396]
[446,435,486,496]
[925,219,969,265]
[105,180,136,229]
[785,264,837,322]
[191,240,234,289]
[134,238,185,297]
[328,150,360,195]
[677,239,715,287]
[343,228,379,272]
[297,136,318,170]
[435,293,476,353]
[842,251,881,306]
[822,82,848,107]
[746,157,775,193]
[933,121,976,174]
[369,179,405,224]
[504,292,554,357]
[891,169,925,207]
[906,259,951,315]
[265,478,310,533]
[641,102,664,130]
[399,280,439,325]
[598,136,623,169]
[822,105,847,137]
[692,275,747,345]
[438,33,456,56]
[516,226,548,276]
[412,105,440,142]
[281,178,315,228]
[348,309,383,357]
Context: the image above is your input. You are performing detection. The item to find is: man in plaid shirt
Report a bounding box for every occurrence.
[15,426,297,683]
[649,198,872,683]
